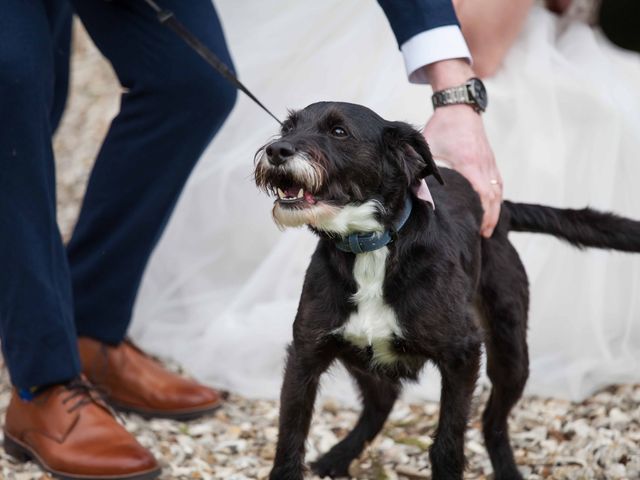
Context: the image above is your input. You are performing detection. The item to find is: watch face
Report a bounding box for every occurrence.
[469,78,488,111]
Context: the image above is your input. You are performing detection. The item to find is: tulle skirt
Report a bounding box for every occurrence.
[130,1,640,403]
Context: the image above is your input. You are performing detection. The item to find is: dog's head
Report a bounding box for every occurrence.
[254,102,442,235]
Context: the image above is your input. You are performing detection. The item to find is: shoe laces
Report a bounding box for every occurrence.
[61,377,124,421]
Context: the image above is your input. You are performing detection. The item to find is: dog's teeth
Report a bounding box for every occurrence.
[297,189,304,199]
[277,188,286,199]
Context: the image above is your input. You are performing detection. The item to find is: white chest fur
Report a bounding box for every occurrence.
[336,247,403,365]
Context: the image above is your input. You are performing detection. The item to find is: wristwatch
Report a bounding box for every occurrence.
[431,77,488,113]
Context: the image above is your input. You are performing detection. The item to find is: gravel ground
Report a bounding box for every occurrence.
[1,22,639,480]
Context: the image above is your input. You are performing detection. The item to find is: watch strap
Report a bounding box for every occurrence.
[432,81,483,112]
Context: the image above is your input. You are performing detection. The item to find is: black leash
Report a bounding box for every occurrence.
[141,0,283,126]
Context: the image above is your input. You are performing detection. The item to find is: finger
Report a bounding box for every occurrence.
[481,185,502,238]
[478,186,494,234]
[481,202,500,237]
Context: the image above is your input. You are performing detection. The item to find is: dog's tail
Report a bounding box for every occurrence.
[503,201,640,252]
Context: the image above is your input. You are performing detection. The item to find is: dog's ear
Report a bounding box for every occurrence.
[383,122,444,185]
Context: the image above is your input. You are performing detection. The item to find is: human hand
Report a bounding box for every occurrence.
[420,59,502,237]
[423,104,502,237]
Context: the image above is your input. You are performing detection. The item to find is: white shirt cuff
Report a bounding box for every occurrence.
[401,25,472,84]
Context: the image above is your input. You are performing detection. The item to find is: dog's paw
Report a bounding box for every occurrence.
[310,455,352,479]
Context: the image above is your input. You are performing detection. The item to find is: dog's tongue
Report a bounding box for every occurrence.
[284,186,300,197]
[283,186,316,204]
[304,191,316,204]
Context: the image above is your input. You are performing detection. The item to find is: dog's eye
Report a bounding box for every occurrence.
[331,126,348,137]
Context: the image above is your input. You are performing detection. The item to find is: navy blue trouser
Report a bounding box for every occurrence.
[0,0,237,390]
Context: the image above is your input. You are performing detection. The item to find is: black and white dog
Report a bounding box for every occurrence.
[254,101,640,480]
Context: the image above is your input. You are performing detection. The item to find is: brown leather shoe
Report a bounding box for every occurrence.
[3,379,160,480]
[78,337,222,420]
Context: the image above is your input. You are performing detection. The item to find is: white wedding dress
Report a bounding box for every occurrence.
[130,0,640,403]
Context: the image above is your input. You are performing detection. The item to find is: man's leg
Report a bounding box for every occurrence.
[69,0,236,418]
[0,0,79,391]
[1,3,160,479]
[69,0,237,343]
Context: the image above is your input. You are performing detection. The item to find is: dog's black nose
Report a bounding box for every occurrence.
[266,141,295,166]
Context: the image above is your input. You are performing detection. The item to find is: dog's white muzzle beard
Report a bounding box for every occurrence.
[256,150,329,229]
[256,151,324,194]
[273,202,339,229]
[273,199,384,234]
[257,150,384,233]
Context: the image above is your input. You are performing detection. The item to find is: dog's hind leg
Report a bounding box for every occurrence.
[310,366,401,478]
[478,236,530,480]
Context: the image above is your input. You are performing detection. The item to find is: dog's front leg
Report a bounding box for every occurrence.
[270,343,333,480]
[430,339,482,480]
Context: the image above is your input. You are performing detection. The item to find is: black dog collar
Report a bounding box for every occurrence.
[334,197,413,254]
